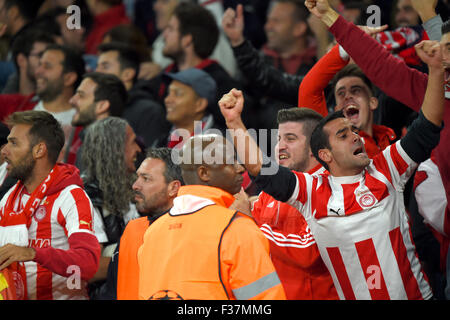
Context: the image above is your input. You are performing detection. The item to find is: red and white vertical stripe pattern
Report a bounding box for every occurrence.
[286,141,432,300]
[0,185,96,300]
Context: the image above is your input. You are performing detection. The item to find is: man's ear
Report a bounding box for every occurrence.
[168,180,181,198]
[32,142,47,160]
[293,21,308,38]
[369,96,379,111]
[95,100,111,116]
[195,97,208,114]
[16,53,27,70]
[197,165,210,183]
[318,148,332,167]
[181,33,193,49]
[63,71,78,88]
[120,67,136,84]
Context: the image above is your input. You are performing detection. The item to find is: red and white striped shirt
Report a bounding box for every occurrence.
[252,165,338,299]
[0,184,97,300]
[285,141,432,300]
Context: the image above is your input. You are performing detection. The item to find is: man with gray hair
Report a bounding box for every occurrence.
[80,116,142,299]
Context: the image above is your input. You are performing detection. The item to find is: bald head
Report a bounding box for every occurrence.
[177,134,244,195]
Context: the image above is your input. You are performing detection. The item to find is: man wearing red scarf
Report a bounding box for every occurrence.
[0,110,100,300]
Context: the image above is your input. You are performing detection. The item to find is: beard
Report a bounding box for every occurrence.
[133,188,170,216]
[71,103,97,126]
[36,78,64,102]
[8,151,36,183]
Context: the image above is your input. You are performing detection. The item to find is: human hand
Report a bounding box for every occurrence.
[138,62,161,80]
[304,0,339,27]
[222,4,245,47]
[411,0,438,22]
[415,40,443,70]
[218,88,245,127]
[358,24,389,39]
[0,244,36,270]
[230,187,252,217]
[304,0,332,19]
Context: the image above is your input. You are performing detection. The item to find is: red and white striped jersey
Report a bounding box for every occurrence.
[252,165,338,299]
[0,184,97,300]
[286,141,432,300]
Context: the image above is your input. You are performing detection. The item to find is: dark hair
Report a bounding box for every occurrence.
[4,0,43,22]
[275,0,310,22]
[82,72,127,117]
[173,2,219,59]
[5,110,65,164]
[442,19,450,35]
[98,42,141,83]
[11,29,55,69]
[103,24,150,61]
[277,107,323,144]
[310,110,345,171]
[98,0,122,6]
[43,44,86,89]
[331,64,375,96]
[146,147,184,185]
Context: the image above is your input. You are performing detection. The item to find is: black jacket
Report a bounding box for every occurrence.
[123,85,171,148]
[232,40,303,106]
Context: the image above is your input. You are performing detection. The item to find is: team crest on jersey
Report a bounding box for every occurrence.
[34,206,47,221]
[358,193,376,208]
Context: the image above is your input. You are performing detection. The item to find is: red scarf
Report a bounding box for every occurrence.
[1,164,62,229]
[0,165,63,300]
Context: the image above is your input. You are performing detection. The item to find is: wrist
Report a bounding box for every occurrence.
[321,8,340,28]
[419,9,437,23]
[226,118,245,130]
[28,247,37,261]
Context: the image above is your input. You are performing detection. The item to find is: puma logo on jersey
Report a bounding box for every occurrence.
[330,208,342,216]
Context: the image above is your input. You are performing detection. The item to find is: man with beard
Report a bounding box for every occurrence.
[219,32,445,299]
[250,107,338,300]
[0,110,100,300]
[69,71,128,169]
[0,44,86,165]
[304,0,450,298]
[3,29,55,95]
[140,1,255,131]
[138,134,286,300]
[79,117,142,299]
[95,147,183,300]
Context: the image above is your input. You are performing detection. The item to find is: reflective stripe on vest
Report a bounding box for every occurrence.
[232,271,281,300]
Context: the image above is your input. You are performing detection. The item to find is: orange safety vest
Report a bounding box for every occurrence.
[138,186,246,300]
[116,217,150,300]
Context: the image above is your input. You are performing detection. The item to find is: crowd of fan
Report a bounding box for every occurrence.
[0,0,449,301]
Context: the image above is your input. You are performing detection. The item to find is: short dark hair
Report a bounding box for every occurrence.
[98,42,141,83]
[44,44,86,89]
[5,0,43,22]
[173,2,219,59]
[442,19,450,35]
[277,107,323,143]
[103,24,150,61]
[82,72,127,117]
[275,0,310,22]
[6,110,65,164]
[11,29,55,68]
[332,64,375,96]
[146,147,184,185]
[310,110,345,171]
